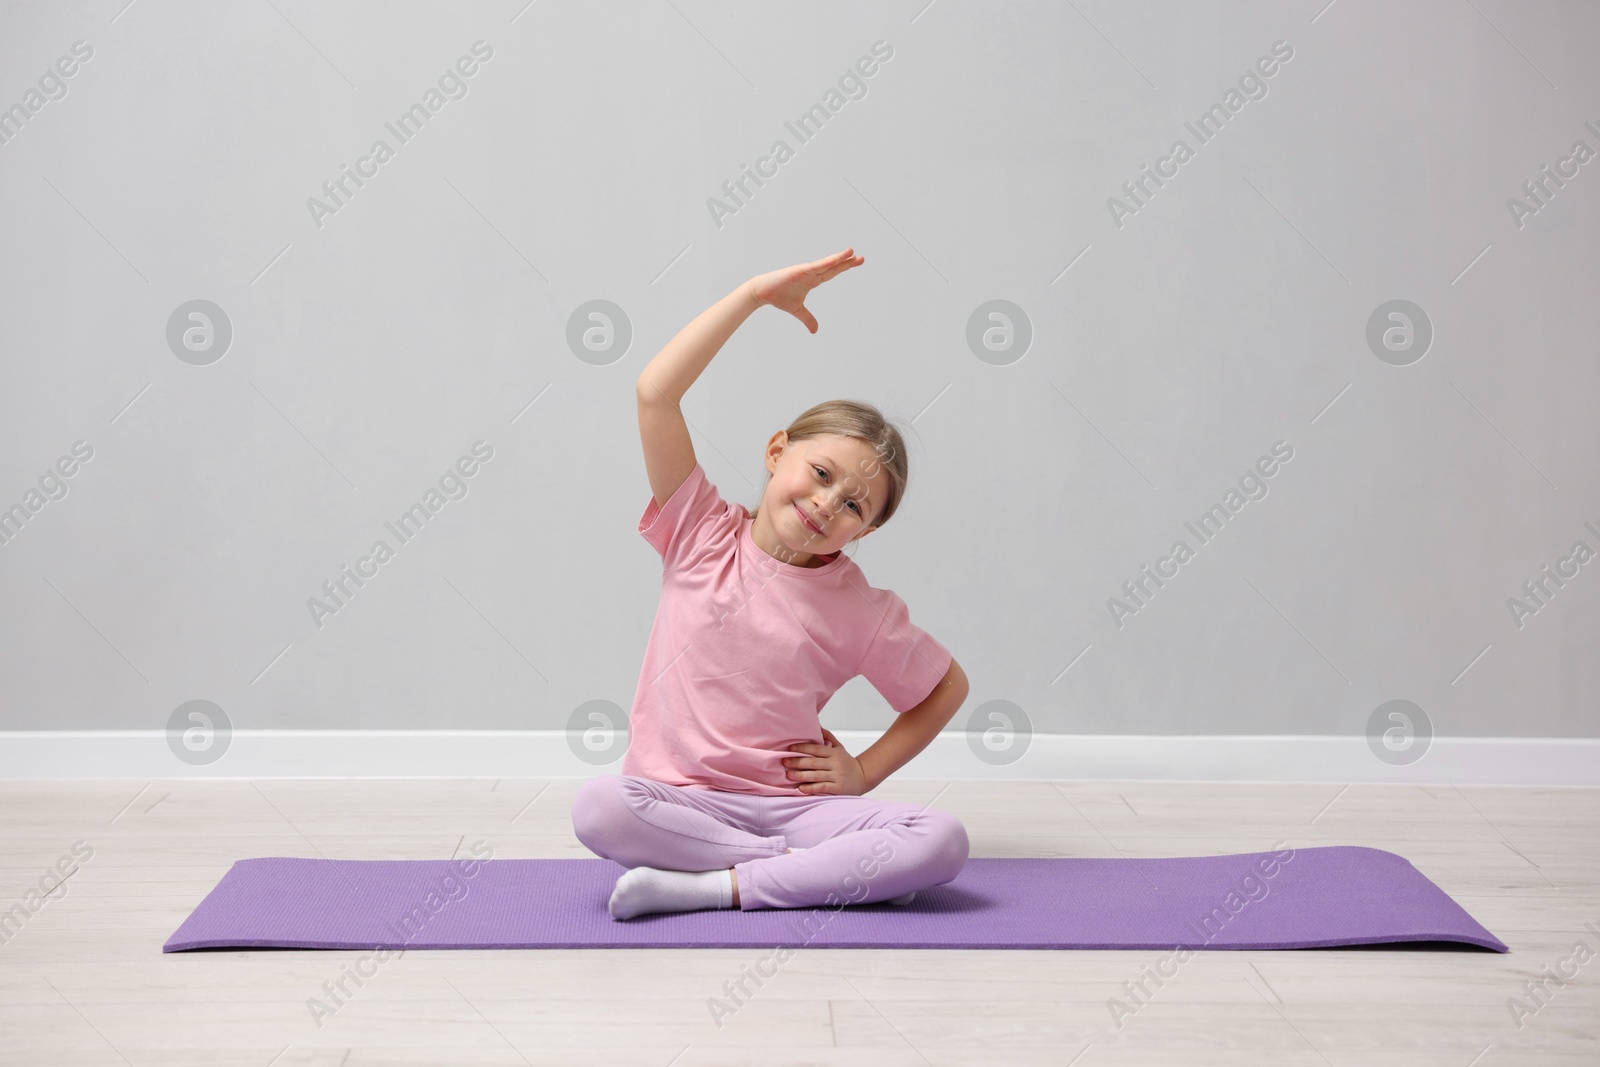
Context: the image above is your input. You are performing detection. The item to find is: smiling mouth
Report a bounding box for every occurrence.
[795,504,823,536]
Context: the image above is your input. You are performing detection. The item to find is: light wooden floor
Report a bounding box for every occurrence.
[1,778,1596,1066]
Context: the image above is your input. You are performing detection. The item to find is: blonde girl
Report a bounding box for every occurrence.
[572,249,970,919]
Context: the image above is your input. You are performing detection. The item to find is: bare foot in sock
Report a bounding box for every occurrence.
[608,866,734,921]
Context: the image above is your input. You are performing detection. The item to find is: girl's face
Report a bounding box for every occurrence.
[754,432,889,566]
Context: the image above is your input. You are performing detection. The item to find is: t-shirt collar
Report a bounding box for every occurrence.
[740,510,847,576]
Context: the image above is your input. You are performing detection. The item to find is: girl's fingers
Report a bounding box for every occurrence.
[821,256,862,281]
[809,249,857,272]
[794,253,859,291]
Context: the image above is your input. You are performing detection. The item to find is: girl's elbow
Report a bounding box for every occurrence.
[941,657,969,698]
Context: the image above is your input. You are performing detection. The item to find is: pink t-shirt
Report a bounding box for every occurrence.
[623,461,953,796]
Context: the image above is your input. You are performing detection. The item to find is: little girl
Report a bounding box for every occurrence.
[571,248,971,920]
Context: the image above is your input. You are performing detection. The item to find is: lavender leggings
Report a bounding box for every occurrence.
[571,775,970,911]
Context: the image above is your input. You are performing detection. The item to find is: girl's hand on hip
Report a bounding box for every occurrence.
[784,727,867,795]
[746,248,864,334]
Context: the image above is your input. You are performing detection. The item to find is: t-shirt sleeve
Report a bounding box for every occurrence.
[638,462,729,572]
[858,589,954,713]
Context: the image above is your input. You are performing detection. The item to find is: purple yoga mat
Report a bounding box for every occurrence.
[162,845,1507,952]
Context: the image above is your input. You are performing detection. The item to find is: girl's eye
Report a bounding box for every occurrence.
[814,467,862,515]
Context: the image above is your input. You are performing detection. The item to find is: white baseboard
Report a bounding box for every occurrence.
[1,731,1596,786]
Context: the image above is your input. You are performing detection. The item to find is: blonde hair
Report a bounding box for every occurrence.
[750,399,911,532]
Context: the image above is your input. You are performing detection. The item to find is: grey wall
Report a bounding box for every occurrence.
[2,1,1595,751]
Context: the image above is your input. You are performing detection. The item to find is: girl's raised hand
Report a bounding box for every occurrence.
[746,248,865,334]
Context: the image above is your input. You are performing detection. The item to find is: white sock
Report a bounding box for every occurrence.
[609,866,734,921]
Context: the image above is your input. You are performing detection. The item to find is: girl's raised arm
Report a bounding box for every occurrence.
[635,283,758,509]
[635,248,863,508]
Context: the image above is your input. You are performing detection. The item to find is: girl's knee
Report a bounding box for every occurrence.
[926,809,970,883]
[571,775,628,850]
